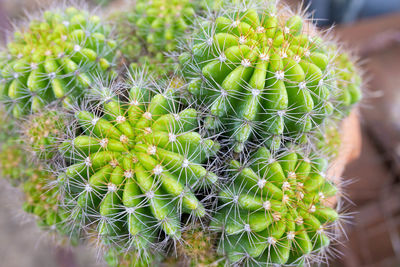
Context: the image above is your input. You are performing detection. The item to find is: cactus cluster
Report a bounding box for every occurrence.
[0,6,117,118]
[59,76,219,256]
[0,1,363,267]
[180,2,361,152]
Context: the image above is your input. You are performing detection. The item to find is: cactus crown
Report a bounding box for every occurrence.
[59,74,220,257]
[211,146,339,265]
[0,6,117,117]
[180,1,362,152]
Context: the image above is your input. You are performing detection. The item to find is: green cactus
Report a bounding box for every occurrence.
[22,109,67,160]
[0,6,117,118]
[104,247,163,267]
[0,104,15,143]
[180,1,362,152]
[0,140,31,186]
[334,51,363,109]
[171,225,225,266]
[59,76,220,254]
[210,146,338,265]
[112,0,197,76]
[21,165,78,240]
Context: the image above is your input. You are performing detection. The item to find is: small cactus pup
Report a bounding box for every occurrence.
[112,0,196,76]
[59,75,220,256]
[334,51,363,112]
[103,246,163,267]
[0,104,16,143]
[211,146,339,266]
[0,139,31,186]
[168,225,225,266]
[0,5,117,118]
[21,164,80,244]
[21,108,67,161]
[179,1,363,152]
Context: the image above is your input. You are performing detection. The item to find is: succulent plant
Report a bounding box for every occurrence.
[210,146,339,265]
[0,140,31,186]
[171,225,224,266]
[0,104,15,143]
[104,246,163,267]
[21,165,78,239]
[334,52,362,111]
[179,1,363,152]
[0,6,117,118]
[112,0,198,76]
[59,75,220,256]
[21,109,67,160]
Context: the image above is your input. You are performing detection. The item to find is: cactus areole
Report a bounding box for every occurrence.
[180,4,362,152]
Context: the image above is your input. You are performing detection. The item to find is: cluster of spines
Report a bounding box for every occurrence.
[0,6,117,118]
[57,75,220,259]
[210,145,339,265]
[179,1,362,152]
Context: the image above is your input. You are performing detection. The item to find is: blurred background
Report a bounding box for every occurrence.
[0,0,399,266]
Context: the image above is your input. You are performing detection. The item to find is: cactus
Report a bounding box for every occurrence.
[21,164,79,242]
[334,51,363,110]
[104,247,163,267]
[112,0,197,76]
[0,140,31,186]
[170,225,224,266]
[210,146,339,265]
[59,75,220,256]
[21,109,67,160]
[179,1,363,152]
[0,6,117,118]
[0,104,16,143]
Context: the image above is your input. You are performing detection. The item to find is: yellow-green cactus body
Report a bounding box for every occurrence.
[180,3,362,152]
[113,0,196,76]
[60,82,219,251]
[22,109,66,160]
[0,6,117,117]
[211,146,338,265]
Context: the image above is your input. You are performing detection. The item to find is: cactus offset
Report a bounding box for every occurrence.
[210,146,339,265]
[22,109,67,160]
[180,1,363,152]
[104,247,163,267]
[0,140,31,186]
[59,75,219,255]
[21,164,80,242]
[0,6,117,118]
[113,0,197,76]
